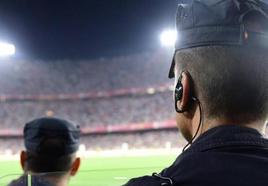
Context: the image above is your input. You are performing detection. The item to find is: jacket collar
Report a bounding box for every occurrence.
[186,125,268,153]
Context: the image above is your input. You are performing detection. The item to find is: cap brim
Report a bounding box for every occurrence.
[168,54,175,79]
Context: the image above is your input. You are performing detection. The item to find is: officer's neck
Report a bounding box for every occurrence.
[44,174,70,186]
[200,118,267,135]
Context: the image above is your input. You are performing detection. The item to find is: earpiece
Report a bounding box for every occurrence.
[174,81,184,113]
[174,72,196,113]
[175,82,183,101]
[174,72,203,151]
[175,72,188,113]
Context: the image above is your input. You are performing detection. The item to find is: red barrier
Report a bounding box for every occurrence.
[0,84,173,102]
[0,119,177,137]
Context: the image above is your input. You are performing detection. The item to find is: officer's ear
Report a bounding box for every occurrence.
[20,151,27,171]
[176,72,191,112]
[70,157,80,176]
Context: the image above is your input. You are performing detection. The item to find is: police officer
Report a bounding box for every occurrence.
[124,0,268,185]
[10,117,81,186]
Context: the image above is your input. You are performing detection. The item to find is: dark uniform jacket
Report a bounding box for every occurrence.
[124,125,268,186]
[8,175,54,186]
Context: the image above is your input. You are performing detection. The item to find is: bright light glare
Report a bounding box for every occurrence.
[160,30,177,47]
[0,42,15,57]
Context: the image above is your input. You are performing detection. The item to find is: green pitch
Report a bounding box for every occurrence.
[0,155,177,186]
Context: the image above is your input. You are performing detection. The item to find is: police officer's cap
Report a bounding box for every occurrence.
[24,117,80,156]
[169,0,268,78]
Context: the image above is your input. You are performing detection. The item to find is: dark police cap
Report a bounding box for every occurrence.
[24,117,80,155]
[169,0,268,78]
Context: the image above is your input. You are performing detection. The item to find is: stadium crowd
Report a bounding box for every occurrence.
[0,51,179,153]
[0,51,172,95]
[0,130,184,154]
[0,92,174,129]
[0,50,266,154]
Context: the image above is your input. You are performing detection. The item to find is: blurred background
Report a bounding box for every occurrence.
[0,0,266,185]
[0,0,183,155]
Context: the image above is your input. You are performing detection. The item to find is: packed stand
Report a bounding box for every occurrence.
[0,51,172,95]
[0,130,184,154]
[0,92,174,129]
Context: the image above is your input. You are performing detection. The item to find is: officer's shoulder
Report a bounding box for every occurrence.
[123,173,173,186]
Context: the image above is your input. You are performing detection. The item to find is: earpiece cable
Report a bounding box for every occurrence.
[182,98,203,152]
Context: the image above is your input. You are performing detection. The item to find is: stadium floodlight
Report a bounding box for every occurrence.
[0,42,15,57]
[147,88,155,95]
[160,29,177,47]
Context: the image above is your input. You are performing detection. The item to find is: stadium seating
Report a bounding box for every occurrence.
[0,51,172,95]
[0,51,265,153]
[0,51,180,153]
[0,92,173,129]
